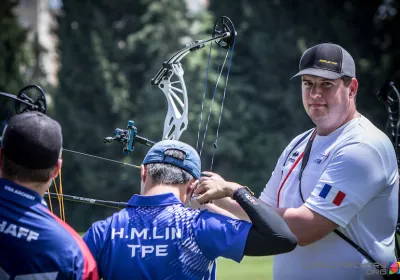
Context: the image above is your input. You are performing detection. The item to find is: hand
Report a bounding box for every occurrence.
[194,171,241,204]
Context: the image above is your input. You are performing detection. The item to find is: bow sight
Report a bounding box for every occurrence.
[103,120,155,154]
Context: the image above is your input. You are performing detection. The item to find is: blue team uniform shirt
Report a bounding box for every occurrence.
[0,178,98,280]
[83,192,252,279]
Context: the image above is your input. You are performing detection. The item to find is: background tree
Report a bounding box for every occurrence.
[54,0,213,230]
[0,0,28,125]
[207,0,400,195]
[50,0,400,229]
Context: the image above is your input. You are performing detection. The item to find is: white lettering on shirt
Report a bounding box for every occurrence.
[111,227,182,258]
[0,221,39,242]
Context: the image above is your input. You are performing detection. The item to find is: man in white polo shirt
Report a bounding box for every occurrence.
[194,43,399,279]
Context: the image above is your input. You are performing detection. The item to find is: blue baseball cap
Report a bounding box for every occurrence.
[142,140,201,179]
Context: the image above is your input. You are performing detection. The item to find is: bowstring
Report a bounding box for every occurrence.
[62,149,141,169]
[210,41,235,171]
[58,169,65,221]
[196,42,214,151]
[198,45,228,158]
[52,177,63,220]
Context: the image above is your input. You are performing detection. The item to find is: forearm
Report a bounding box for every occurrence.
[232,188,297,255]
[272,207,337,246]
[212,197,251,221]
[273,207,306,244]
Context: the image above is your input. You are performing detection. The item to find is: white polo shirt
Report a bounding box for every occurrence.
[260,115,399,280]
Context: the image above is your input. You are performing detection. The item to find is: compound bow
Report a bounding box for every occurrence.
[376,69,400,258]
[0,16,237,217]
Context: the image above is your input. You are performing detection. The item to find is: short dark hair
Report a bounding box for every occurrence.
[341,76,352,87]
[146,149,193,185]
[1,153,55,183]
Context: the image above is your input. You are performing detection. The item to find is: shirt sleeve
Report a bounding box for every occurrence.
[304,141,390,227]
[192,210,252,263]
[82,218,110,270]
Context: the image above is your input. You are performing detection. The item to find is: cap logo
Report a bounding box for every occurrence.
[319,59,337,65]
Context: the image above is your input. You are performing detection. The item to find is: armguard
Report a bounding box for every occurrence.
[232,187,297,256]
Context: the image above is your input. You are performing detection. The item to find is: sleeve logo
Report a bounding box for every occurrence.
[227,219,242,231]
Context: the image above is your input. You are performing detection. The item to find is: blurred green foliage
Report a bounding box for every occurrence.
[2,0,400,231]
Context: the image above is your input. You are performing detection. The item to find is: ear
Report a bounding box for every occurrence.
[349,78,359,98]
[50,158,63,179]
[141,164,147,183]
[186,179,195,195]
[186,179,198,198]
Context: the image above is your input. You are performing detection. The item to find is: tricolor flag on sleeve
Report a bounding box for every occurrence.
[318,184,346,206]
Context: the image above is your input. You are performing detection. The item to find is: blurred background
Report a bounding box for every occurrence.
[1,0,400,278]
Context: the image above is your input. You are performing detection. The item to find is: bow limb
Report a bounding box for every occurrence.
[151,16,236,142]
[377,70,400,159]
[159,63,189,140]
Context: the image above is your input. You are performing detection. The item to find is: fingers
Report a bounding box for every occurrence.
[193,181,214,204]
[194,180,226,204]
[193,183,208,195]
[201,171,214,177]
[199,171,224,184]
[200,171,212,177]
[199,176,211,184]
[196,190,215,205]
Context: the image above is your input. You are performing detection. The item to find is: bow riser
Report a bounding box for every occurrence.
[159,63,189,140]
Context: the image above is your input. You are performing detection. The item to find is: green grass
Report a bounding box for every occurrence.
[216,256,273,280]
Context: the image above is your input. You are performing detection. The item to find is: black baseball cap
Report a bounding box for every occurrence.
[291,43,356,80]
[1,112,62,169]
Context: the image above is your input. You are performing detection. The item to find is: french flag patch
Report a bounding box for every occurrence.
[318,184,346,206]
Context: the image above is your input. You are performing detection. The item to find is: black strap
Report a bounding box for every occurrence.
[296,129,389,279]
[283,129,314,167]
[298,129,317,202]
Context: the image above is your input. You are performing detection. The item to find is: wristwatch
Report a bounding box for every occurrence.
[234,185,254,197]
